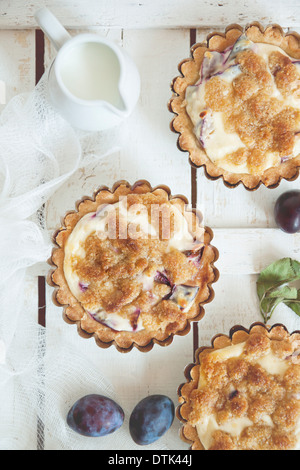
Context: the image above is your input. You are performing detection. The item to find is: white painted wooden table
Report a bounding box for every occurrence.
[1,0,300,451]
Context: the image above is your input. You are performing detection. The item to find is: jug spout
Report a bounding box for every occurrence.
[103,91,128,117]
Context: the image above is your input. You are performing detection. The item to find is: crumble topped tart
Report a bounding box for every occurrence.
[170,23,300,189]
[48,181,219,352]
[177,323,300,450]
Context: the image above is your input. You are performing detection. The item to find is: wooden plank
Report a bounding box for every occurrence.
[33,227,300,278]
[197,177,300,229]
[45,27,192,230]
[213,228,300,275]
[1,0,300,29]
[42,27,194,450]
[45,277,192,449]
[0,29,41,451]
[200,273,300,349]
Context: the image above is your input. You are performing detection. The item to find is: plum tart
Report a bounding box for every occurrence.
[169,23,300,189]
[177,322,300,450]
[48,180,219,352]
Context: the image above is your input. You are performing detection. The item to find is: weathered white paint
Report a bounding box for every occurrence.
[0,0,300,29]
[0,30,35,112]
[213,228,300,275]
[42,26,195,450]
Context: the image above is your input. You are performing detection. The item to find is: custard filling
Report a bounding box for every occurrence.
[189,336,300,450]
[186,35,300,175]
[63,197,204,332]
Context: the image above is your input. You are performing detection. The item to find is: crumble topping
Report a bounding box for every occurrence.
[63,193,204,333]
[188,332,300,450]
[186,35,300,175]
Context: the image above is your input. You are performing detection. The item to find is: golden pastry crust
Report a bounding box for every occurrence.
[169,23,300,190]
[47,180,219,353]
[177,323,300,450]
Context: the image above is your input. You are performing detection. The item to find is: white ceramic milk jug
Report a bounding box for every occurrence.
[34,8,141,131]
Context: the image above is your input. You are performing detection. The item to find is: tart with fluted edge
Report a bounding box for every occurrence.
[169,23,300,190]
[47,180,219,353]
[177,322,300,450]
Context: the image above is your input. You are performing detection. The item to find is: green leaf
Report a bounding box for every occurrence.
[267,285,298,299]
[256,258,300,323]
[260,295,286,323]
[257,258,300,298]
[284,289,300,317]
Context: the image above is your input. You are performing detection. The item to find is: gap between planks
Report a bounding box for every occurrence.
[36,27,46,330]
[36,28,46,451]
[36,27,45,328]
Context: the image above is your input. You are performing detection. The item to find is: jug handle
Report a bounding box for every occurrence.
[34,7,71,51]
